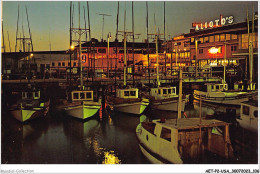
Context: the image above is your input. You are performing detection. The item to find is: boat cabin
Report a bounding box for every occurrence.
[22,91,41,100]
[205,83,228,92]
[72,90,93,101]
[237,100,258,133]
[140,118,234,163]
[150,87,177,100]
[116,88,139,99]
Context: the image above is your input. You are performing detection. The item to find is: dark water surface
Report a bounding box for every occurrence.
[1,101,258,164]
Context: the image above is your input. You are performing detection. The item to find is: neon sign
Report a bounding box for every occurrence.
[192,15,234,31]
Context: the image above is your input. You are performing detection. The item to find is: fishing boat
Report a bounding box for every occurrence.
[236,99,258,133]
[9,87,50,122]
[106,88,149,115]
[148,87,186,112]
[105,8,149,115]
[136,117,234,164]
[193,83,257,106]
[63,88,101,119]
[63,4,101,120]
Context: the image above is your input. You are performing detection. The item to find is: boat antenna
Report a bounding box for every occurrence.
[15,5,20,52]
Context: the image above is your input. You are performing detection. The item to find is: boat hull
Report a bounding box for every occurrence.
[64,100,101,119]
[10,100,50,122]
[151,98,186,111]
[193,90,257,106]
[136,123,183,164]
[108,99,149,115]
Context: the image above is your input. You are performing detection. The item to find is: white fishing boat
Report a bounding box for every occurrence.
[106,88,149,115]
[149,87,186,112]
[193,83,257,106]
[136,118,234,164]
[236,99,258,133]
[64,89,101,120]
[9,89,50,122]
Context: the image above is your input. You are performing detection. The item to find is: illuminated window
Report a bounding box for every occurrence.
[191,37,195,43]
[209,36,214,43]
[199,37,203,43]
[231,34,238,40]
[185,52,188,58]
[220,34,225,41]
[215,35,219,42]
[204,37,209,43]
[242,34,248,49]
[168,89,171,94]
[187,52,190,58]
[226,34,231,40]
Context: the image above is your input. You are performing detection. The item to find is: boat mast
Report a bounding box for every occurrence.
[115,1,119,94]
[146,2,150,89]
[69,2,72,92]
[79,2,83,90]
[177,67,183,119]
[154,14,160,87]
[132,1,135,86]
[123,7,127,87]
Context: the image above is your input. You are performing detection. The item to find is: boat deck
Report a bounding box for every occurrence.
[153,118,229,130]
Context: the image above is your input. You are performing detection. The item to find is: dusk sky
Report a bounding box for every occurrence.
[2,1,258,51]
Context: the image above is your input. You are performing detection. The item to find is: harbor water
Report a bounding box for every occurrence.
[1,95,258,164]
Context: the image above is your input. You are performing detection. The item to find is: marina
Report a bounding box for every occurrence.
[1,1,259,173]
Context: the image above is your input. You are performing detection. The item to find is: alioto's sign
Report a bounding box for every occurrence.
[192,15,234,31]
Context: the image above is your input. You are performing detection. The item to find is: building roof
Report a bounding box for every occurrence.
[79,41,157,48]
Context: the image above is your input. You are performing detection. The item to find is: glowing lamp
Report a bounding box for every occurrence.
[30,53,33,57]
[70,45,75,50]
[208,47,221,54]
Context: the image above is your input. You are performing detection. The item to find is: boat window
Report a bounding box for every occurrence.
[172,88,175,94]
[80,92,85,99]
[160,127,171,142]
[27,92,32,98]
[216,85,219,90]
[34,92,39,98]
[243,106,249,116]
[158,89,161,94]
[86,92,92,99]
[163,89,167,94]
[130,91,136,96]
[168,89,171,94]
[73,93,79,100]
[22,92,26,98]
[142,122,156,134]
[124,91,130,96]
[211,85,214,89]
[254,110,258,118]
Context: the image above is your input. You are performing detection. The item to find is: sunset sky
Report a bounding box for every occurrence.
[1,1,258,51]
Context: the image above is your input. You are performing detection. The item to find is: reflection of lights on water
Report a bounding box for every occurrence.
[108,116,113,125]
[102,151,121,164]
